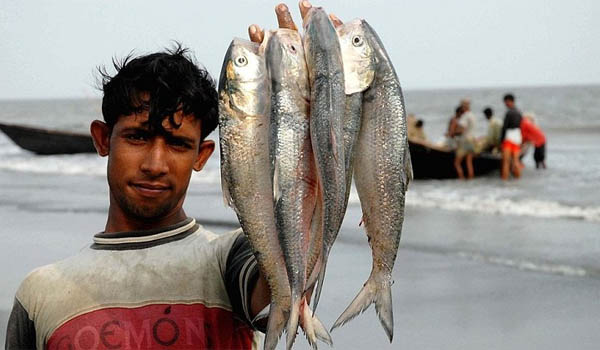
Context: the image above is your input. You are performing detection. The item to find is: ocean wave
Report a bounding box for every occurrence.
[3,136,598,223]
[455,251,588,277]
[0,153,107,176]
[348,189,600,222]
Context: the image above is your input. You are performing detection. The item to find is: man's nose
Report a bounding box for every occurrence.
[140,140,169,176]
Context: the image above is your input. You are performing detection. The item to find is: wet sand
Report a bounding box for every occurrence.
[1,171,600,349]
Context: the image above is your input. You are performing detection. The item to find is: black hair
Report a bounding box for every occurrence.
[483,107,493,118]
[416,119,424,128]
[98,43,218,141]
[503,93,515,102]
[455,106,463,115]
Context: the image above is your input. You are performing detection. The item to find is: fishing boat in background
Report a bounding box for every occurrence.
[0,121,523,179]
[408,139,528,179]
[0,122,95,155]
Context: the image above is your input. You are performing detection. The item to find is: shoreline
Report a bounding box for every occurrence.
[2,169,600,348]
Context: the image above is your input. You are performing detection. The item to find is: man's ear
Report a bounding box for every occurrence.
[90,120,111,157]
[193,140,215,171]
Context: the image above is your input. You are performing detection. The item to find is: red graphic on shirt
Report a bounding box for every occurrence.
[46,304,254,350]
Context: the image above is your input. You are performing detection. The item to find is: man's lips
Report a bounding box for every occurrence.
[131,182,171,197]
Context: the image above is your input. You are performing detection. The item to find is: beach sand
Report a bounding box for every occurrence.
[1,171,600,349]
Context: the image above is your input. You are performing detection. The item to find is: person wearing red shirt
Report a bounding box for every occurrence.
[521,114,547,169]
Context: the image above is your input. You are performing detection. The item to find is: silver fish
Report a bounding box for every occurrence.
[302,7,347,313]
[337,19,377,210]
[218,37,290,350]
[265,28,320,349]
[331,20,412,342]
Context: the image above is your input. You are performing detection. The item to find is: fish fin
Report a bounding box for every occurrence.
[299,299,317,349]
[375,282,394,343]
[405,144,413,186]
[311,312,333,346]
[311,254,329,314]
[220,170,234,208]
[285,295,302,350]
[300,298,333,348]
[331,275,394,342]
[263,302,287,350]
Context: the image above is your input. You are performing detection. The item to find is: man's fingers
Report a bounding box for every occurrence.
[275,3,297,30]
[299,0,312,21]
[248,24,265,43]
[329,13,343,28]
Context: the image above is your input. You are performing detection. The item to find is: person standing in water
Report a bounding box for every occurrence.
[500,93,523,180]
[521,113,547,169]
[454,99,476,179]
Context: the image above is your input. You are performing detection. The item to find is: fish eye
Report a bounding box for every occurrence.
[352,35,364,47]
[289,44,297,53]
[235,56,248,67]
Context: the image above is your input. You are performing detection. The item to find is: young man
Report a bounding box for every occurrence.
[6,3,318,349]
[500,93,523,180]
[5,47,271,350]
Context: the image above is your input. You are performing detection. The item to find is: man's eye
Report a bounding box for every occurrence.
[126,133,147,141]
[169,139,192,149]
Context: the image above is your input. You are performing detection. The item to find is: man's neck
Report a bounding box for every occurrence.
[104,207,188,233]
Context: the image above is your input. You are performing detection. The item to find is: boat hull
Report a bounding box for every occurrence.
[0,122,96,155]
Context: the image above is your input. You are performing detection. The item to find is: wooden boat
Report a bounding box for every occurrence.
[408,139,527,179]
[0,122,96,155]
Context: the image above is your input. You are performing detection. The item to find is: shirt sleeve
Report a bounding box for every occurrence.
[5,298,37,350]
[224,233,260,330]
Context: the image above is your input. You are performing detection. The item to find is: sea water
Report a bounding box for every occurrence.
[1,85,599,222]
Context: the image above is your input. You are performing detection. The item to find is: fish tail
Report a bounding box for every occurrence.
[331,275,394,342]
[263,302,287,350]
[285,295,302,350]
[375,282,394,342]
[310,311,333,346]
[311,254,329,314]
[299,299,317,349]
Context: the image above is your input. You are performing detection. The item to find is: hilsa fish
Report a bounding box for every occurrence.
[265,28,329,349]
[302,7,347,314]
[331,20,413,343]
[218,37,290,350]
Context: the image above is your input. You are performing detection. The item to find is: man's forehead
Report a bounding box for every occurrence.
[116,112,201,133]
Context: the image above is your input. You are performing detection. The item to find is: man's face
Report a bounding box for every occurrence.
[504,99,514,108]
[105,111,212,221]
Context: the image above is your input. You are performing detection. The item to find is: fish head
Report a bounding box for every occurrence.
[267,29,310,102]
[302,7,340,71]
[361,20,394,71]
[218,38,269,118]
[337,19,376,95]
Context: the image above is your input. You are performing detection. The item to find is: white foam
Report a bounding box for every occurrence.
[0,153,107,176]
[456,251,588,277]
[348,188,600,222]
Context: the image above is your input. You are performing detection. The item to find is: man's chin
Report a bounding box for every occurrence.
[120,198,175,222]
[128,205,173,221]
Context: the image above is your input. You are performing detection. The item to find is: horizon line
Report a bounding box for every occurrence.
[1,82,598,101]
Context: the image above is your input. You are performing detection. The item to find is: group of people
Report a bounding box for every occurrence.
[407,94,547,180]
[445,94,547,180]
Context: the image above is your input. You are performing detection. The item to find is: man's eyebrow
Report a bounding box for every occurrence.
[119,126,150,133]
[166,134,196,144]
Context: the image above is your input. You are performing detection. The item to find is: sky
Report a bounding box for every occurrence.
[1,0,599,99]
